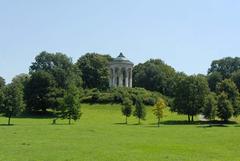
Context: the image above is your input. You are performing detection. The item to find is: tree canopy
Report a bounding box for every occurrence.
[172,75,209,122]
[133,59,176,96]
[76,53,112,90]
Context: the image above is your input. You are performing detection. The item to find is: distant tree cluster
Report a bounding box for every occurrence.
[0,52,240,125]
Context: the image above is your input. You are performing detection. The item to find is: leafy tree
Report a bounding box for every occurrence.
[216,79,240,116]
[30,51,82,89]
[0,76,5,89]
[217,92,234,122]
[207,72,223,92]
[25,71,56,112]
[59,85,82,124]
[1,83,25,125]
[133,97,146,124]
[172,75,209,122]
[153,98,166,127]
[202,93,217,121]
[231,70,240,92]
[76,53,112,90]
[208,57,240,79]
[121,98,133,124]
[133,59,176,96]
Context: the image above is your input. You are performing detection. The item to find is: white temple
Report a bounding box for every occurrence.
[109,53,134,88]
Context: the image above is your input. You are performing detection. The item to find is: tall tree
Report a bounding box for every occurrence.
[25,71,56,112]
[2,83,25,125]
[216,79,240,116]
[202,93,217,121]
[76,53,112,90]
[121,98,133,124]
[172,75,209,122]
[133,97,146,124]
[217,92,234,122]
[133,59,176,96]
[30,51,82,89]
[231,70,240,92]
[0,76,5,89]
[208,57,240,79]
[153,98,166,127]
[59,85,82,124]
[207,72,223,92]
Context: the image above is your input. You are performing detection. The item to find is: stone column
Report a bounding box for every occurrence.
[112,67,116,87]
[129,69,133,88]
[125,68,129,87]
[109,68,112,87]
[119,68,123,87]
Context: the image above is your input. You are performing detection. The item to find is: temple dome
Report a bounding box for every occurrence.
[110,53,134,65]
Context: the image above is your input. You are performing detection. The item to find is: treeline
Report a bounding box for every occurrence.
[0,51,240,125]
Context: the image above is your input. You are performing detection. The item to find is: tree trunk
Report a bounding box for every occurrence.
[125,116,128,124]
[138,118,140,125]
[188,114,190,123]
[8,116,11,125]
[191,115,194,122]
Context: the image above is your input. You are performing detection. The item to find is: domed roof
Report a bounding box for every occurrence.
[110,53,134,65]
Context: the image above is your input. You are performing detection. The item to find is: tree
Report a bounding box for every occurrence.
[30,51,82,89]
[172,75,209,122]
[207,72,223,92]
[133,97,146,124]
[208,57,240,79]
[59,85,82,124]
[217,92,234,122]
[202,93,217,121]
[76,53,112,90]
[0,76,5,89]
[231,70,240,92]
[121,98,133,124]
[216,79,240,116]
[133,59,176,96]
[153,98,166,127]
[2,83,25,125]
[25,71,57,112]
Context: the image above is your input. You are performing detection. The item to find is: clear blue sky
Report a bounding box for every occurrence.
[1,0,240,83]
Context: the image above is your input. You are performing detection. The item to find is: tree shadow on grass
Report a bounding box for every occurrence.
[161,120,237,126]
[0,124,14,126]
[15,111,55,119]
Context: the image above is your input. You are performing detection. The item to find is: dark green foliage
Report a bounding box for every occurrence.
[1,83,25,125]
[216,79,240,116]
[202,93,217,120]
[30,51,82,89]
[207,72,223,92]
[0,76,5,89]
[25,71,57,112]
[172,75,209,122]
[121,98,133,124]
[133,59,176,96]
[208,57,240,78]
[59,85,82,124]
[133,97,146,124]
[76,53,112,90]
[231,70,240,92]
[217,92,234,122]
[80,87,165,106]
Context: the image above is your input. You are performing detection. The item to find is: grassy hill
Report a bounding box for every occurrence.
[0,104,240,161]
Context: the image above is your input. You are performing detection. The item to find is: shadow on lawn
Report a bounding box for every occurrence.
[0,124,14,126]
[161,120,237,126]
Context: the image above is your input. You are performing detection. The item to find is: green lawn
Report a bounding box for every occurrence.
[0,104,240,161]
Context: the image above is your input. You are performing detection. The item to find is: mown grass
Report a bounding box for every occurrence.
[0,104,240,161]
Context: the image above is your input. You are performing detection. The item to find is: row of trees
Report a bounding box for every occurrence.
[1,52,240,124]
[121,96,166,127]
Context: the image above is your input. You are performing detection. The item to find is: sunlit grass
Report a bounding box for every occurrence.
[0,104,240,161]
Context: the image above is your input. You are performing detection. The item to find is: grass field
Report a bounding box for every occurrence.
[0,104,240,161]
